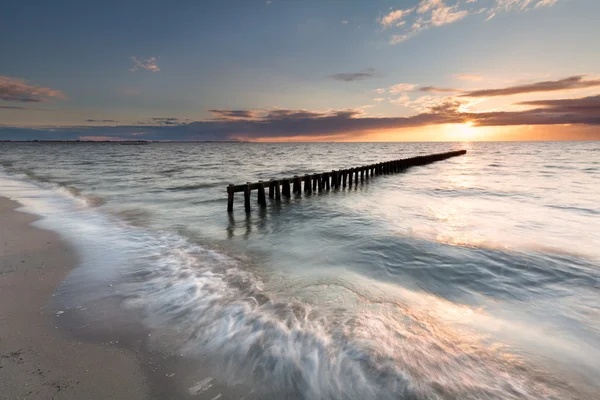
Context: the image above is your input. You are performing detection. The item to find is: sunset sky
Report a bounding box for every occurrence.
[1,0,598,141]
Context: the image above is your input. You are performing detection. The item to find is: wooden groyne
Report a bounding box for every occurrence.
[227,149,467,212]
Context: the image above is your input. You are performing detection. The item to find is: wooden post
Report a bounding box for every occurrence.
[275,180,281,201]
[360,168,364,182]
[312,174,318,191]
[227,184,234,212]
[342,170,347,188]
[304,174,312,193]
[244,182,251,212]
[257,181,266,207]
[293,176,300,194]
[282,179,291,198]
[331,171,337,189]
[317,174,323,191]
[269,179,275,199]
[325,173,330,190]
[348,169,353,187]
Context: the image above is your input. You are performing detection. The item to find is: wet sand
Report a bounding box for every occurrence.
[0,197,150,399]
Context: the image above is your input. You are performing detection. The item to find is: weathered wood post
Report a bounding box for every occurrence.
[227,184,234,212]
[317,173,323,191]
[275,180,281,201]
[244,182,251,212]
[269,179,275,199]
[293,176,300,194]
[257,181,266,207]
[348,168,353,187]
[360,167,364,183]
[342,170,347,188]
[325,173,331,190]
[304,174,312,194]
[331,171,338,189]
[282,179,291,198]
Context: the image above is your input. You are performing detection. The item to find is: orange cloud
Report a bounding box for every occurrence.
[0,76,68,103]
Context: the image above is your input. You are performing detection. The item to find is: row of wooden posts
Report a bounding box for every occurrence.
[226,149,467,212]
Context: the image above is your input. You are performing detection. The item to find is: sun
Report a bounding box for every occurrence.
[453,122,477,141]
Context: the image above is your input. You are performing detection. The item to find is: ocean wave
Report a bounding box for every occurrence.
[118,236,583,400]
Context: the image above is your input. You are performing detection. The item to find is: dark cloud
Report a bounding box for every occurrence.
[151,117,182,125]
[330,68,377,82]
[0,76,68,103]
[460,75,600,98]
[468,95,600,126]
[516,95,600,112]
[2,95,599,141]
[1,105,53,111]
[86,119,119,123]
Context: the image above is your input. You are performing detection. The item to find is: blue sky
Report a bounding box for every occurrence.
[1,0,599,141]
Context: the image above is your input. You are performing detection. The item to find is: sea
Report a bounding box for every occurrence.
[0,141,599,399]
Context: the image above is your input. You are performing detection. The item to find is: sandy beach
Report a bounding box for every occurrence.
[0,197,150,400]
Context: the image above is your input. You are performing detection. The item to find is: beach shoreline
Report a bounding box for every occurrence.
[0,196,151,399]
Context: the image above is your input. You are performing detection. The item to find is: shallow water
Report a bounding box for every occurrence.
[1,141,599,399]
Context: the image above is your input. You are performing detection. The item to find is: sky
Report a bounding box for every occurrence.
[1,0,599,141]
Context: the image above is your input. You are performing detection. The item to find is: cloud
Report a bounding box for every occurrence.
[1,94,599,142]
[417,0,445,14]
[516,95,600,112]
[208,109,260,120]
[460,75,600,98]
[0,76,68,103]
[129,56,160,72]
[385,0,469,45]
[341,20,348,24]
[390,34,410,44]
[86,119,119,123]
[383,0,560,44]
[151,117,182,125]
[419,86,463,93]
[0,105,54,111]
[389,83,417,93]
[379,8,414,28]
[330,68,377,82]
[455,74,483,81]
[535,0,558,7]
[430,4,468,26]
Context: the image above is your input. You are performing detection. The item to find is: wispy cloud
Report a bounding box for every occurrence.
[455,74,483,81]
[86,119,119,123]
[129,56,160,72]
[486,0,560,19]
[389,83,418,93]
[341,20,348,24]
[0,76,68,103]
[0,105,54,111]
[330,68,377,82]
[460,75,600,98]
[382,0,561,44]
[419,86,463,93]
[379,8,415,28]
